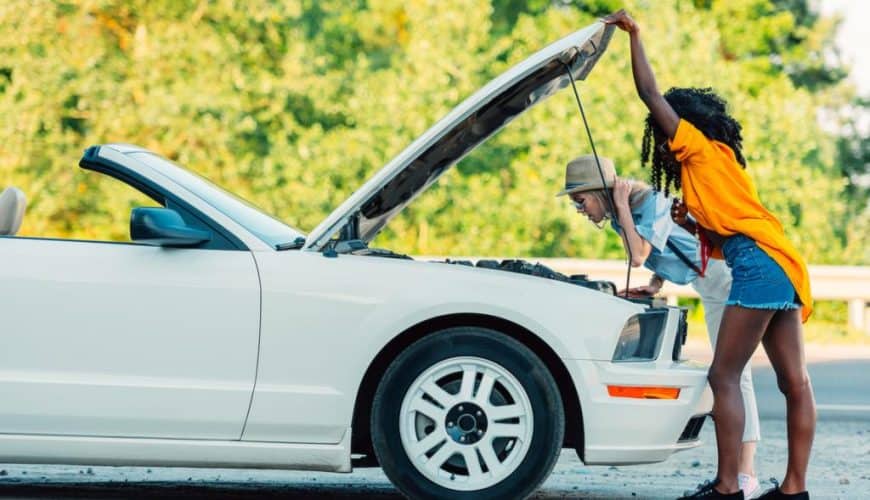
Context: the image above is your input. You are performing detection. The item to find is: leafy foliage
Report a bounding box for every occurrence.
[0,0,864,263]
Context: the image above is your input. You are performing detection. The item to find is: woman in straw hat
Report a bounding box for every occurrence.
[557,154,761,499]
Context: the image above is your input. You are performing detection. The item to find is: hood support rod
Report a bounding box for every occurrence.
[563,63,632,298]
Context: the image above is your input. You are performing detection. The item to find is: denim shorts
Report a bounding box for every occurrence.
[721,234,801,310]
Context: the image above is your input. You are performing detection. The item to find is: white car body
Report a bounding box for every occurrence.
[0,21,712,496]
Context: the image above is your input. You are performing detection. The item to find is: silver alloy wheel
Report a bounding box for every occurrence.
[398,356,534,491]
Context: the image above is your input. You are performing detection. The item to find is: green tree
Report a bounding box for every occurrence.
[0,0,863,265]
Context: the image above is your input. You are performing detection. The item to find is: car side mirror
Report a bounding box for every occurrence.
[130,207,212,247]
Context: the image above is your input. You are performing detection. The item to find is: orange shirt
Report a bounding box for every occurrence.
[669,119,812,322]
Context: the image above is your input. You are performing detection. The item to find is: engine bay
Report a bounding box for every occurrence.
[330,239,619,296]
[438,258,618,295]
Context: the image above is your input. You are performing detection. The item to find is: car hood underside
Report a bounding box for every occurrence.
[304,23,614,251]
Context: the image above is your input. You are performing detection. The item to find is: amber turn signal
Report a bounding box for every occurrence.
[607,385,681,400]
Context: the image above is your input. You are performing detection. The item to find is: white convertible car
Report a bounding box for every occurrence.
[0,22,711,500]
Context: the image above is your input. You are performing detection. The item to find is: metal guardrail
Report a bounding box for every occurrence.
[421,257,870,334]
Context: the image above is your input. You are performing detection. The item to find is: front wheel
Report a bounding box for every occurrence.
[371,327,564,500]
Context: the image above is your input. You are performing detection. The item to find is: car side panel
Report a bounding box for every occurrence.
[244,251,640,443]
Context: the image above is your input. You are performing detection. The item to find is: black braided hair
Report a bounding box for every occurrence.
[640,87,746,196]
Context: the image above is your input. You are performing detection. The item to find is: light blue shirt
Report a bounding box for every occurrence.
[610,191,701,285]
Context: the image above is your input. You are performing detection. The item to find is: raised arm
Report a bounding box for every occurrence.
[602,10,680,139]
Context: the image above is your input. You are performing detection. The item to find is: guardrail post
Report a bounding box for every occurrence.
[847,298,867,334]
[849,299,865,330]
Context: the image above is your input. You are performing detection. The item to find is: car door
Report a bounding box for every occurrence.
[0,178,260,441]
[0,240,260,441]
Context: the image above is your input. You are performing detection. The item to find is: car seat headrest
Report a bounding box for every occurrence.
[0,187,26,236]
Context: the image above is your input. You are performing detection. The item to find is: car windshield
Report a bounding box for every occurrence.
[128,152,305,248]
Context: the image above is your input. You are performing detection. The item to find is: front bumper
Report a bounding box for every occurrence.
[567,359,713,465]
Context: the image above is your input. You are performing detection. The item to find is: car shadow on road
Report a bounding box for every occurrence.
[0,481,405,499]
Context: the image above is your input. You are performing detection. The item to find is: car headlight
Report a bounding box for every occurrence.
[612,310,668,362]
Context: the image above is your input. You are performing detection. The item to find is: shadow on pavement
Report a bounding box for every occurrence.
[0,481,404,499]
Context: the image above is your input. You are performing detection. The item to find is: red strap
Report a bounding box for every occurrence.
[697,228,711,278]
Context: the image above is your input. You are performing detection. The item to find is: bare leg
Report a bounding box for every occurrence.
[762,308,815,493]
[696,267,761,482]
[708,306,774,493]
[739,441,757,476]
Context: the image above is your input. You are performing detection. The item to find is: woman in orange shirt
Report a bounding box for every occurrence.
[604,10,815,500]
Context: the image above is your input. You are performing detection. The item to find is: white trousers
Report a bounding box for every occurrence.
[691,258,762,442]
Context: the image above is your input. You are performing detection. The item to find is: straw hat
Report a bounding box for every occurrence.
[555,154,616,197]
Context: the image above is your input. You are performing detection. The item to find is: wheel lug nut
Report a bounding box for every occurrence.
[477,430,483,436]
[458,405,464,411]
[460,436,465,442]
[447,422,454,427]
[476,411,482,416]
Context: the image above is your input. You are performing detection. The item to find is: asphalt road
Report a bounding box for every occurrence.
[752,359,870,422]
[1,357,867,499]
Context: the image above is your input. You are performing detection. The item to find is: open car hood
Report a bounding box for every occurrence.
[304,22,614,251]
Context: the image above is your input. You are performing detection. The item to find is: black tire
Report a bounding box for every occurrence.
[371,327,564,500]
